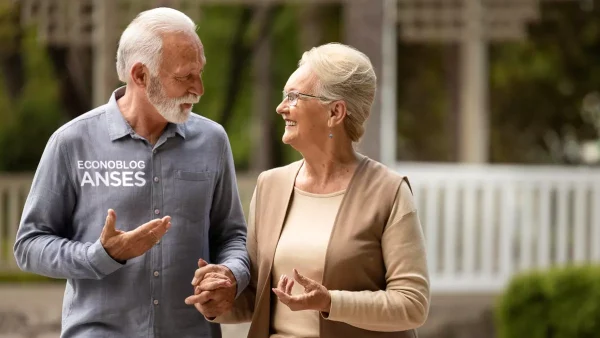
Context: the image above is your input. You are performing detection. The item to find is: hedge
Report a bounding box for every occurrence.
[496,265,600,338]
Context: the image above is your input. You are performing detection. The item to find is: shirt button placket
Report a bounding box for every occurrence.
[150,146,163,334]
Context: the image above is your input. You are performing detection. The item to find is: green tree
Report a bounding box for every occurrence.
[0,4,64,172]
[489,1,600,164]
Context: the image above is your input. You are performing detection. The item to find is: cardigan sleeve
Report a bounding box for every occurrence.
[208,189,258,324]
[323,180,430,331]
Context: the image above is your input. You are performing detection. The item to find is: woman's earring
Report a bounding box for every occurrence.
[329,132,333,139]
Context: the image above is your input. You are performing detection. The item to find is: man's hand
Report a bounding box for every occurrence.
[184,259,237,318]
[100,209,171,262]
[272,269,332,313]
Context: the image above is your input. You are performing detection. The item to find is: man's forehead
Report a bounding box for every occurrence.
[161,33,205,70]
[161,31,201,52]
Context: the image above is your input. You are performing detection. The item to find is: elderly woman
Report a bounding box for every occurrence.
[188,43,430,338]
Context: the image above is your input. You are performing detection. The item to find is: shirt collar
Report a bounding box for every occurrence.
[106,86,187,141]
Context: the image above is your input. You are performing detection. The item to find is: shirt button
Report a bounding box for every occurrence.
[154,177,159,183]
[154,209,160,215]
[154,271,159,277]
[153,299,159,305]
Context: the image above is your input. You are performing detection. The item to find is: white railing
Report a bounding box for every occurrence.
[0,174,32,271]
[3,165,600,295]
[397,162,600,293]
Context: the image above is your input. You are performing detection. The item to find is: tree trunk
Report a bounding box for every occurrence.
[47,46,92,118]
[219,5,280,130]
[0,1,24,100]
[250,5,274,172]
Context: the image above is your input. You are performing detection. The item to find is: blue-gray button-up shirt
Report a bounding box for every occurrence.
[14,87,250,338]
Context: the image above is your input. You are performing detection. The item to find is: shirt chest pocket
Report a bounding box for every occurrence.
[173,170,214,222]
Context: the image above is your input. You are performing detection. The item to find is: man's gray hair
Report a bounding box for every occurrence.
[116,7,197,83]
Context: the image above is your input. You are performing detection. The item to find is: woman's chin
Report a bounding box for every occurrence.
[281,132,295,145]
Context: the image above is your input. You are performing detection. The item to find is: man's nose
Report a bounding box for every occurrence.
[189,77,204,97]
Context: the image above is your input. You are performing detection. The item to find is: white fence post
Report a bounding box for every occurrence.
[0,175,31,271]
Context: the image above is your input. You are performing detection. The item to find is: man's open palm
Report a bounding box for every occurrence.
[100,209,171,262]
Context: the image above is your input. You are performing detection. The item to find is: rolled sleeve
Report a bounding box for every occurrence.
[86,239,125,277]
[221,259,250,298]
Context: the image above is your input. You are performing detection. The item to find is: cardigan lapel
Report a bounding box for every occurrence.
[249,160,303,337]
[321,156,369,289]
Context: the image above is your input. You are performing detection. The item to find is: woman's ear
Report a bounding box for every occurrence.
[329,100,347,127]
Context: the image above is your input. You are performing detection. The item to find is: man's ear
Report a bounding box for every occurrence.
[130,63,148,88]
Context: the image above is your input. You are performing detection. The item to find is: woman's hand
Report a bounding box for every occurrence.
[272,269,331,313]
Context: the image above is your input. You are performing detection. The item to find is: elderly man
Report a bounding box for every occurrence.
[13,7,249,338]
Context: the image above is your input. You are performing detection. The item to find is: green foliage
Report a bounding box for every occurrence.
[193,5,252,168]
[489,2,600,163]
[270,4,304,165]
[397,2,600,163]
[195,4,342,168]
[496,265,600,338]
[0,12,65,172]
[271,4,342,166]
[396,45,454,161]
[0,2,19,53]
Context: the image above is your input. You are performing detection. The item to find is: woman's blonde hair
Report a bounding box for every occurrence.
[298,43,377,142]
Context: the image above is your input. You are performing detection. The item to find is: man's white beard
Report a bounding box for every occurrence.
[147,75,200,124]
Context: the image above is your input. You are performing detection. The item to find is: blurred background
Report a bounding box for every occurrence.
[1,0,600,337]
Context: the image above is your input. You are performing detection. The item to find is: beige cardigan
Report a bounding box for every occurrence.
[215,157,430,337]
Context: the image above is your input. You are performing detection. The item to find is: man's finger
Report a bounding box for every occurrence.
[293,268,312,288]
[198,278,231,291]
[185,290,214,305]
[192,265,220,285]
[103,209,117,234]
[203,272,230,281]
[191,259,210,285]
[134,216,171,239]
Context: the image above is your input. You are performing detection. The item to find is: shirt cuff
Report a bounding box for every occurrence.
[220,260,250,298]
[86,239,125,278]
[321,290,344,321]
